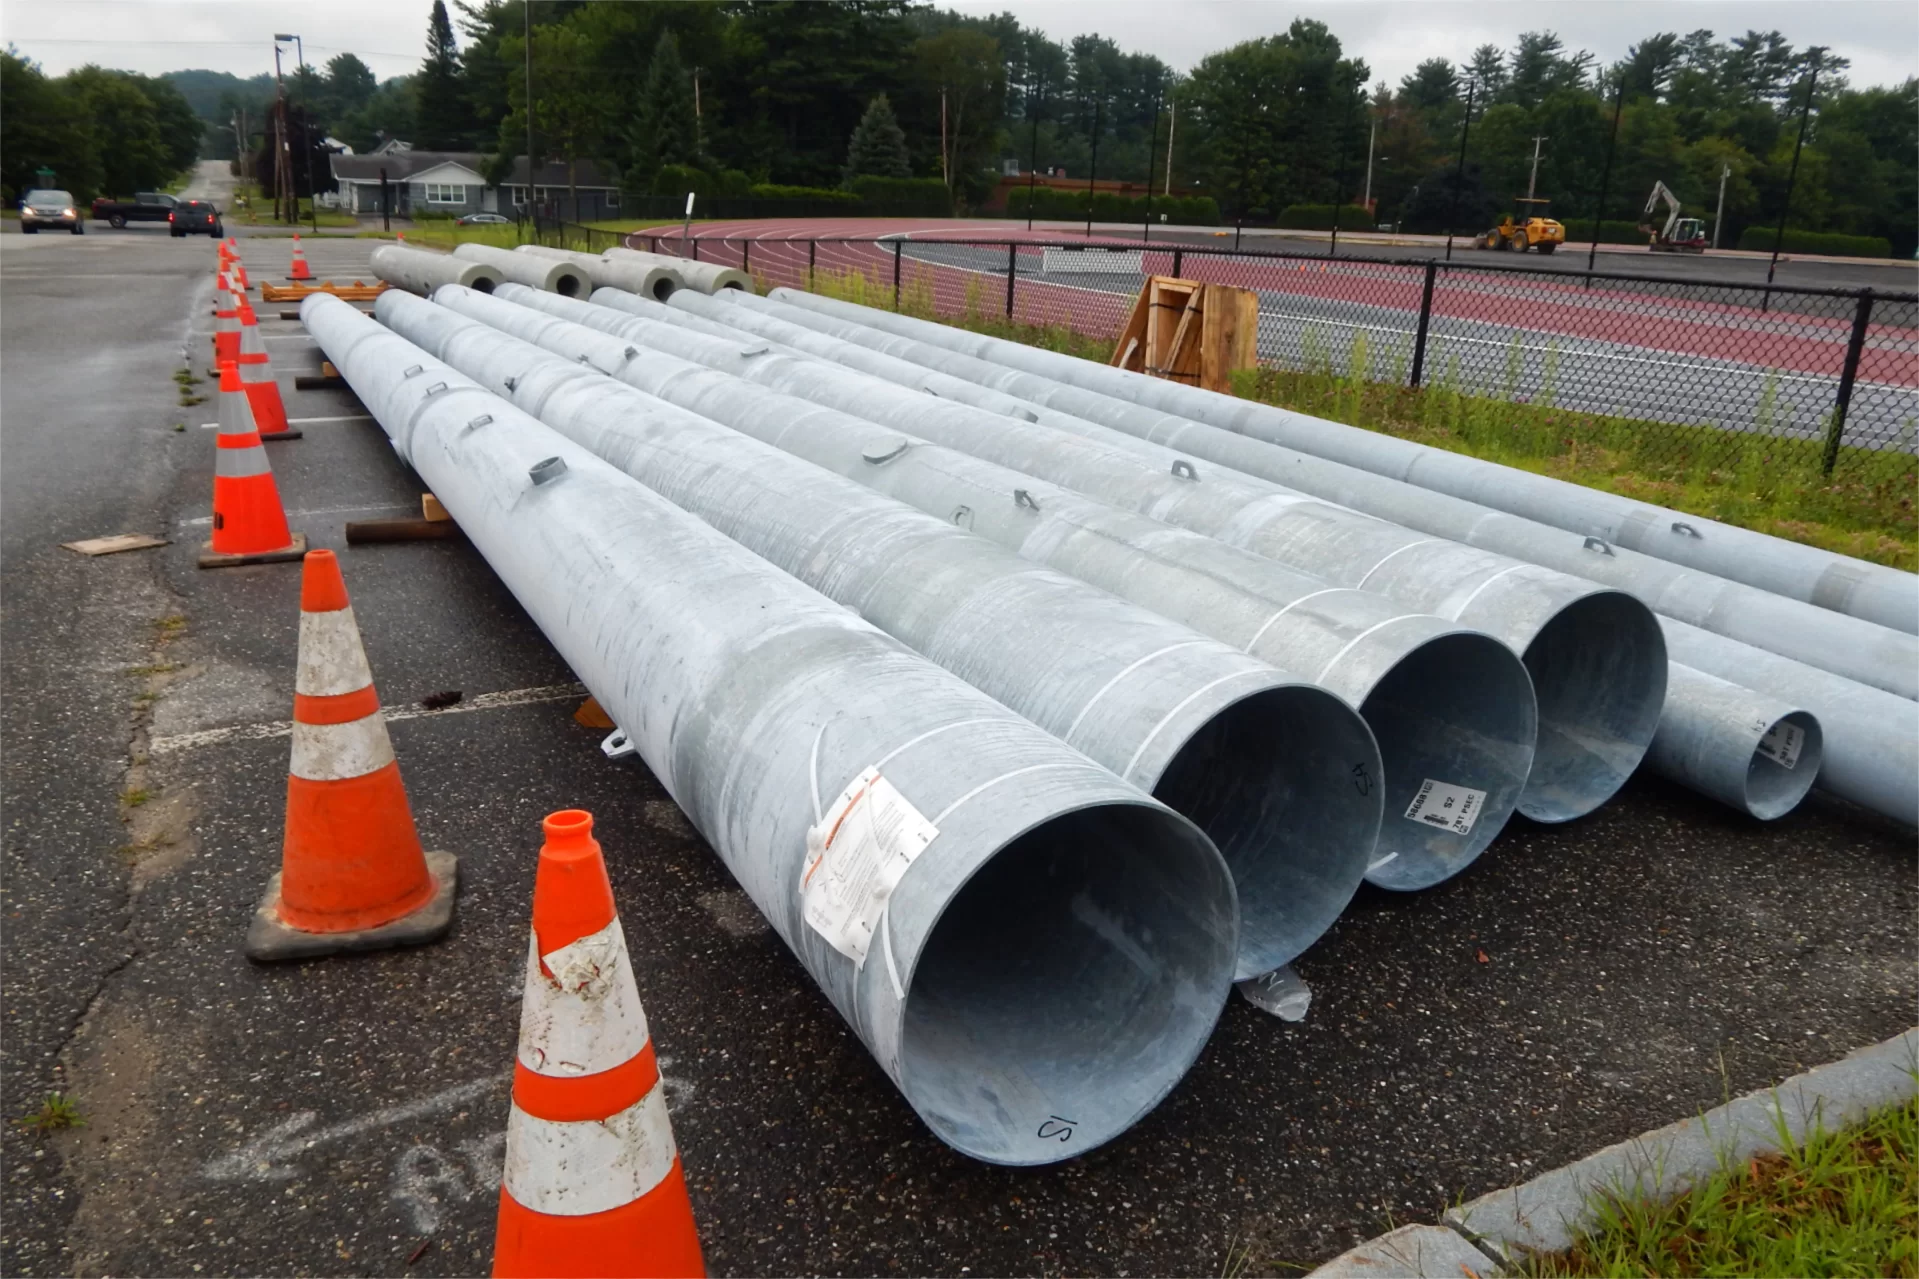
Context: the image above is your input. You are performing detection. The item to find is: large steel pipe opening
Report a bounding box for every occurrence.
[1517,591,1671,823]
[902,802,1236,1161]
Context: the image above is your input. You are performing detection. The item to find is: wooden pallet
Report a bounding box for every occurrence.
[1110,276,1258,394]
[259,280,390,302]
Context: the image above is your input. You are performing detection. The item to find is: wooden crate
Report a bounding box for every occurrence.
[1111,276,1258,394]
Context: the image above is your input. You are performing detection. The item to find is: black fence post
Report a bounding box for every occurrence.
[741,237,750,275]
[1821,291,1875,476]
[648,234,657,253]
[893,239,903,310]
[1408,260,1439,387]
[808,239,817,289]
[690,237,699,262]
[1005,242,1017,318]
[1171,247,1184,279]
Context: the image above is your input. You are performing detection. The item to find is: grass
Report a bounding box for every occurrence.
[1523,1096,1917,1278]
[799,260,1116,365]
[15,1093,84,1134]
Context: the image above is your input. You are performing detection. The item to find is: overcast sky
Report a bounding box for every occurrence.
[4,0,1914,91]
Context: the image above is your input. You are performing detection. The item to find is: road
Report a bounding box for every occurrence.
[2,173,1914,1276]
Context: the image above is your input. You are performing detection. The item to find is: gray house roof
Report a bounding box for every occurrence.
[329,150,614,189]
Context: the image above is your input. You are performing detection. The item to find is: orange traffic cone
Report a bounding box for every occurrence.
[235,298,298,440]
[289,234,313,280]
[212,271,241,367]
[492,810,704,1279]
[244,550,457,959]
[198,361,306,568]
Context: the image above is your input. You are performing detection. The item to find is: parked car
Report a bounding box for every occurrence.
[454,212,511,226]
[90,192,177,228]
[169,200,223,238]
[19,189,83,234]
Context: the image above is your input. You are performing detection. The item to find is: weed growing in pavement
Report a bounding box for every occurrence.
[155,615,187,637]
[15,1093,84,1134]
[122,787,154,808]
[1523,1096,1917,1278]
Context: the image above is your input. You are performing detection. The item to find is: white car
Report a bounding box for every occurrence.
[20,189,83,234]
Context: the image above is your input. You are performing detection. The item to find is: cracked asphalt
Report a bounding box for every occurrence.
[2,164,1913,1277]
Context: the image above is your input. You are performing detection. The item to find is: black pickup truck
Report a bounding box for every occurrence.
[89,191,178,228]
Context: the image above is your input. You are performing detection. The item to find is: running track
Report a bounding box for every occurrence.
[626,220,1919,453]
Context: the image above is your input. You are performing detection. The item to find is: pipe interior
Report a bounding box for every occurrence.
[1745,710,1823,820]
[652,278,676,301]
[900,801,1234,1165]
[555,273,582,297]
[472,276,496,294]
[1519,591,1668,823]
[1152,686,1378,977]
[1359,632,1538,890]
[720,281,746,291]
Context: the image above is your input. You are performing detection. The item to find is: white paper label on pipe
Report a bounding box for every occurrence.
[801,766,938,965]
[1756,720,1805,769]
[1403,778,1487,836]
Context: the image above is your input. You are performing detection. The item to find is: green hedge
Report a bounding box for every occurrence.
[846,175,953,216]
[1006,185,1220,226]
[1736,227,1892,258]
[750,183,860,204]
[1276,203,1374,231]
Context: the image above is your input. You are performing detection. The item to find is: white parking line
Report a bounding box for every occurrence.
[199,414,373,429]
[179,500,410,526]
[149,682,589,756]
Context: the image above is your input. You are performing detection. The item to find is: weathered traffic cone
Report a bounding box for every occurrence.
[244,550,457,960]
[235,298,298,440]
[289,234,313,280]
[211,271,241,367]
[198,361,306,568]
[492,810,705,1278]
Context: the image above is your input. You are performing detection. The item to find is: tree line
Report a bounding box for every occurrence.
[1,52,201,202]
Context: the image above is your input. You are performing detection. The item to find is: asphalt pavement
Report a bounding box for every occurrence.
[2,190,1913,1277]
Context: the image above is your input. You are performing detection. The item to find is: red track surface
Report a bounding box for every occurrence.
[628,220,1919,387]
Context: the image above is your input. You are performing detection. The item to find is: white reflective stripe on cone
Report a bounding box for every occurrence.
[295,606,375,697]
[290,712,397,781]
[219,387,260,436]
[214,444,272,479]
[239,358,273,385]
[502,1084,677,1217]
[517,918,651,1077]
[239,324,265,356]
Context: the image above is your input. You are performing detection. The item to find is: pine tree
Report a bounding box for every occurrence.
[413,0,466,149]
[842,94,911,186]
[624,31,700,194]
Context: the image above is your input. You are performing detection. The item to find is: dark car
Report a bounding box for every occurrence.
[169,200,223,238]
[455,212,511,226]
[19,189,83,234]
[90,192,177,228]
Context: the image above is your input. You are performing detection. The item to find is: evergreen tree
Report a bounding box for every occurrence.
[624,30,700,193]
[414,0,467,149]
[842,94,911,185]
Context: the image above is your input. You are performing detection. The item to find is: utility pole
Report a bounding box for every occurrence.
[280,34,319,231]
[1162,99,1175,196]
[1586,74,1625,275]
[1330,76,1360,257]
[272,39,288,223]
[1443,78,1475,261]
[1141,90,1162,243]
[1712,163,1731,249]
[1767,50,1821,291]
[524,0,536,232]
[1361,118,1377,213]
[940,89,950,190]
[1526,134,1547,200]
[1024,73,1045,231]
[1083,95,1101,239]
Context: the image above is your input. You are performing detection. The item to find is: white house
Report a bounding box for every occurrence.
[328,149,621,221]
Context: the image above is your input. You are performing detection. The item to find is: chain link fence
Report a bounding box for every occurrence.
[615,227,1919,495]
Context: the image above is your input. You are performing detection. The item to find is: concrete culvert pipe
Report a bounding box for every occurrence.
[516,245,682,300]
[370,243,500,296]
[604,245,751,294]
[303,292,1239,1166]
[499,284,1542,893]
[450,242,589,296]
[394,286,1386,976]
[1648,666,1823,820]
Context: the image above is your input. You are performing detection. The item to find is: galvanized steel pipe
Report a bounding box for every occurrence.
[559,288,1665,827]
[771,289,1919,637]
[517,245,681,300]
[385,288,1385,975]
[370,243,500,295]
[1647,666,1822,820]
[605,245,750,294]
[475,284,1541,890]
[451,243,589,295]
[738,292,1915,701]
[303,293,1240,1165]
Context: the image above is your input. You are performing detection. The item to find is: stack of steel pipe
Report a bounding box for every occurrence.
[419,283,1547,893]
[378,287,1388,980]
[451,243,589,296]
[731,289,1909,825]
[604,245,750,294]
[515,244,682,300]
[302,292,1241,1167]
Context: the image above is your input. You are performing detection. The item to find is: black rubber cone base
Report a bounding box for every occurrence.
[197,530,307,569]
[244,850,458,962]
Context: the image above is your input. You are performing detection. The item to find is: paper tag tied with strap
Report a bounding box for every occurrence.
[1403,777,1487,836]
[801,766,939,965]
